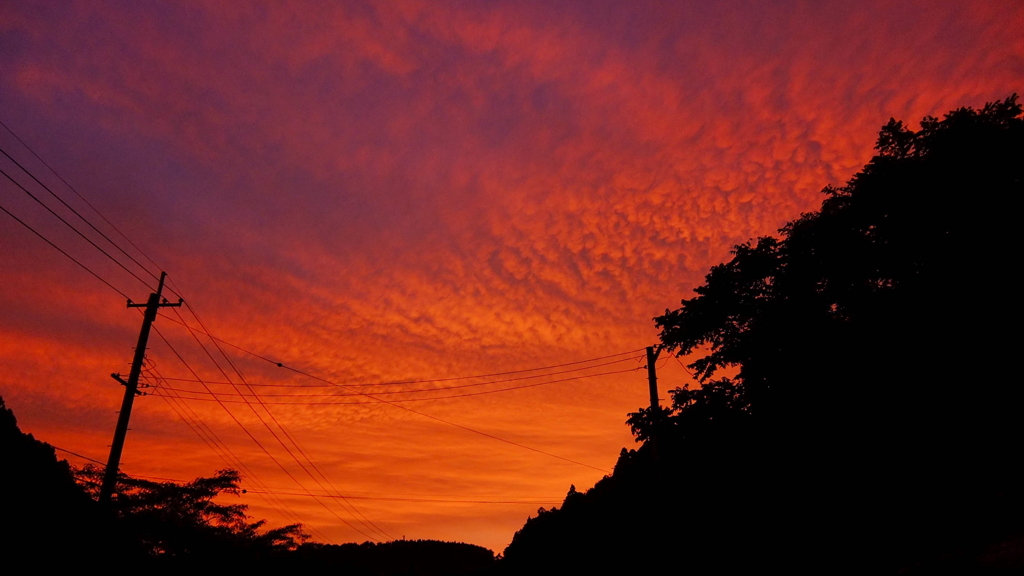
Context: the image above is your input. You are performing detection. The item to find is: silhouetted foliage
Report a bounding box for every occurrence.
[502,95,1024,573]
[0,396,142,567]
[285,539,495,575]
[75,464,305,565]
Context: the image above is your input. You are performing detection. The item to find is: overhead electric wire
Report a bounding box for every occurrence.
[170,304,394,541]
[0,119,168,277]
[52,445,107,465]
[156,309,642,387]
[104,467,565,505]
[53,420,324,541]
[242,489,564,505]
[157,307,618,473]
[282,364,611,473]
[675,355,696,379]
[155,384,307,526]
[0,165,154,291]
[0,199,131,298]
[151,354,643,392]
[147,371,316,531]
[152,322,386,542]
[152,367,641,403]
[154,330,383,543]
[171,302,393,541]
[120,473,564,505]
[0,144,162,283]
[144,358,307,520]
[55,433,323,541]
[147,365,332,541]
[146,362,276,493]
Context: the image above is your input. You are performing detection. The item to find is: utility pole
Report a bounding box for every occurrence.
[99,271,181,505]
[646,345,661,413]
[646,345,662,460]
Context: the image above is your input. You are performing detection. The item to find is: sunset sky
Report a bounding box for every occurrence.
[1,0,1021,551]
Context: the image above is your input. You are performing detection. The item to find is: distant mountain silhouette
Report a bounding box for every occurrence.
[285,540,494,575]
[498,96,1024,574]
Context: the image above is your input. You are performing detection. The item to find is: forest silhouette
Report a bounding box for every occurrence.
[501,95,1024,573]
[2,96,1022,573]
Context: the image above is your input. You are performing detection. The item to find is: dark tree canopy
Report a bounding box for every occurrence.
[0,396,142,567]
[648,96,1023,481]
[505,95,1024,573]
[656,95,1023,391]
[75,465,306,563]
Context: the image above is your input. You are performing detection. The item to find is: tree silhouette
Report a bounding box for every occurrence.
[0,396,142,567]
[503,95,1024,573]
[75,465,305,564]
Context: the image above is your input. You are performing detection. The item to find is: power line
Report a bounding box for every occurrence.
[107,468,565,505]
[157,311,642,387]
[151,355,643,392]
[0,119,167,276]
[282,363,612,473]
[53,414,331,542]
[121,474,565,505]
[157,307,616,473]
[156,363,354,544]
[148,365,334,542]
[0,144,161,283]
[150,374,320,534]
[0,164,154,291]
[151,367,640,403]
[674,355,696,379]
[0,199,131,298]
[151,324,386,542]
[169,304,394,541]
[79,406,571,510]
[152,325,381,541]
[242,489,564,505]
[51,445,106,465]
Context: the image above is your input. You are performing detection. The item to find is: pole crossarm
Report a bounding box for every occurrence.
[111,373,150,396]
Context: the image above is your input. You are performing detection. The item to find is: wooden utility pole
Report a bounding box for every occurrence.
[646,345,661,412]
[646,345,662,460]
[99,271,181,504]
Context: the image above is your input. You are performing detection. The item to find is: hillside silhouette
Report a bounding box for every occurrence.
[0,397,143,567]
[499,96,1024,573]
[285,540,494,574]
[0,396,494,573]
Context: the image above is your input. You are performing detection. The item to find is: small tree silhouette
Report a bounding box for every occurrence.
[76,465,306,561]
